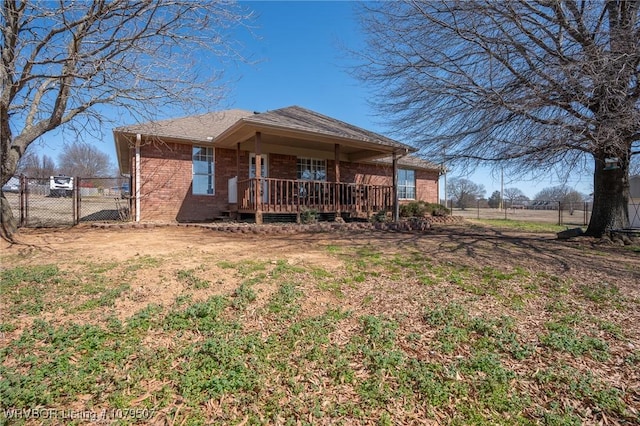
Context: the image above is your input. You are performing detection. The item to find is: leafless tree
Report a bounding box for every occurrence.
[355,1,639,236]
[447,177,486,210]
[535,185,586,213]
[17,149,56,179]
[534,185,585,203]
[1,0,252,239]
[503,187,527,206]
[58,142,112,178]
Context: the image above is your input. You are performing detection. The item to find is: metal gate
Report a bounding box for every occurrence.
[3,176,131,228]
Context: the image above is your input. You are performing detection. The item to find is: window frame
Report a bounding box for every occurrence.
[297,157,327,181]
[192,146,215,195]
[397,169,416,200]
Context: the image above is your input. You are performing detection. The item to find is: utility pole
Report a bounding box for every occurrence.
[500,168,504,210]
[442,149,448,211]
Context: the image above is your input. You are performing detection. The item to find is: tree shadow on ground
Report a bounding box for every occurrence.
[274,225,639,286]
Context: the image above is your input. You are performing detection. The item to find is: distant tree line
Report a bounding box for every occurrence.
[447,177,587,210]
[17,142,114,179]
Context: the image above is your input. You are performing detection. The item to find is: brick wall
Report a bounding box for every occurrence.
[269,153,297,180]
[414,169,440,204]
[335,161,393,185]
[135,142,439,222]
[137,142,242,222]
[337,161,439,204]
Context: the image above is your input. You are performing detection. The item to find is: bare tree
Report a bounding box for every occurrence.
[534,185,586,212]
[17,149,56,179]
[503,187,527,206]
[447,177,486,210]
[534,185,573,202]
[58,142,112,178]
[356,1,639,236]
[1,0,252,239]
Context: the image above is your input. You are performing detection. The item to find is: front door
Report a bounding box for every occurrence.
[249,154,268,202]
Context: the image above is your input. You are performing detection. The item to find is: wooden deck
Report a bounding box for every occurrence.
[236,178,393,217]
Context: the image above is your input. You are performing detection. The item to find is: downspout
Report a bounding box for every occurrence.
[135,134,141,222]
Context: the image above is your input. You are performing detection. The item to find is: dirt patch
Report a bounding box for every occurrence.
[3,223,638,326]
[1,223,639,424]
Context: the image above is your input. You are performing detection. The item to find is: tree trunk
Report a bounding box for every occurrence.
[1,193,18,241]
[585,152,630,237]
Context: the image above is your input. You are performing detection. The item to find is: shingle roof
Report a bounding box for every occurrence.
[114,109,254,142]
[241,106,414,151]
[373,155,441,171]
[114,106,414,153]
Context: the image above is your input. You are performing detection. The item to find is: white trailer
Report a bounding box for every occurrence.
[49,176,74,197]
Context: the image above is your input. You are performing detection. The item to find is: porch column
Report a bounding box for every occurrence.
[254,132,263,224]
[236,142,240,179]
[334,143,341,216]
[392,152,399,222]
[334,144,341,183]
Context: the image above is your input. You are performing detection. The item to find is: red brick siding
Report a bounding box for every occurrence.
[336,162,439,204]
[414,169,440,204]
[335,161,393,185]
[136,142,439,221]
[137,143,240,222]
[269,153,297,180]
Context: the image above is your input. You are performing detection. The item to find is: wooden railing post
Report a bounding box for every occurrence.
[254,132,263,224]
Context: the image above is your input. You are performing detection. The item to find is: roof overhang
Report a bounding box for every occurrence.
[214,119,414,162]
[114,129,220,175]
[113,108,418,174]
[114,131,133,175]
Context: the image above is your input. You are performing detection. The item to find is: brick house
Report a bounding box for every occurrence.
[113,106,441,223]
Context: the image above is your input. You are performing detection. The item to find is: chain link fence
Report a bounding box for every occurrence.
[451,200,640,229]
[5,175,639,229]
[3,176,131,227]
[451,200,593,226]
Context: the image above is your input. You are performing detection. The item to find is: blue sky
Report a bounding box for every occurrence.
[32,0,594,200]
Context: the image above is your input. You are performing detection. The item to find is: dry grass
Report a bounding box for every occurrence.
[1,223,639,425]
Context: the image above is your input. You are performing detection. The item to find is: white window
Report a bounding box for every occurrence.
[192,146,214,195]
[398,169,416,199]
[297,158,326,181]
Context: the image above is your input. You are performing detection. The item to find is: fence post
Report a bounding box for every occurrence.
[74,177,81,225]
[20,174,26,227]
[558,201,562,225]
[584,201,588,226]
[477,200,480,219]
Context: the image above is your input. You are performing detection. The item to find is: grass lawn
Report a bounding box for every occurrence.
[468,218,568,233]
[1,223,639,425]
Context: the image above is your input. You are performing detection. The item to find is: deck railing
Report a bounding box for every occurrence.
[237,178,393,215]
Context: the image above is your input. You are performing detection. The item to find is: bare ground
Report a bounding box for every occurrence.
[1,223,639,424]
